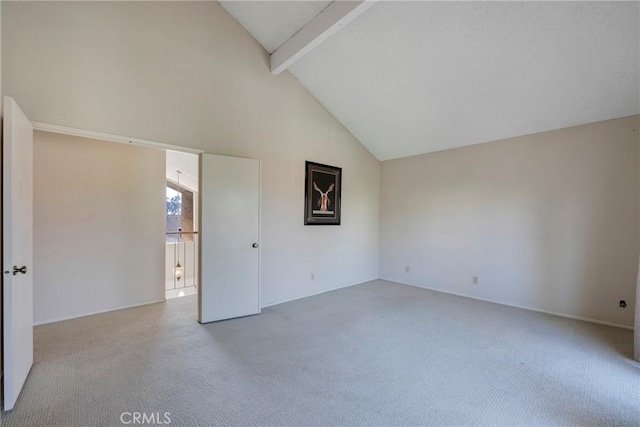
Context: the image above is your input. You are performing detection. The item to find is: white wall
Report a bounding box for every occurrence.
[33,131,166,324]
[381,116,639,328]
[2,1,380,308]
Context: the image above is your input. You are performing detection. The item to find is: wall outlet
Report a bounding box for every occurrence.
[473,276,478,284]
[405,266,410,273]
[619,300,626,308]
[311,273,315,281]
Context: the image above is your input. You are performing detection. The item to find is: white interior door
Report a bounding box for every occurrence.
[3,97,34,411]
[198,154,260,323]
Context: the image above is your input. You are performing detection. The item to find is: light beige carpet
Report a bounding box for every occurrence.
[2,280,639,426]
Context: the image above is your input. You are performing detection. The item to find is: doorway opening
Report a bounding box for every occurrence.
[165,151,199,300]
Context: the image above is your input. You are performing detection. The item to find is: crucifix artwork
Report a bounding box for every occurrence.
[305,161,342,225]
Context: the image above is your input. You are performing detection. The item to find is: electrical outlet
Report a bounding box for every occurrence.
[473,276,478,284]
[619,300,626,308]
[311,273,315,281]
[405,266,410,273]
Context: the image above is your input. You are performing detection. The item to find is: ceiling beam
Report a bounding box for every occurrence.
[270,0,377,75]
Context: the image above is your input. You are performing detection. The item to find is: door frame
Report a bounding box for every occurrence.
[31,122,204,155]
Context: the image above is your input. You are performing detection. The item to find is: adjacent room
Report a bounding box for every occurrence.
[165,150,200,301]
[1,1,639,426]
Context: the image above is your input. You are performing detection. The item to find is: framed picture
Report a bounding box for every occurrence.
[304,161,342,225]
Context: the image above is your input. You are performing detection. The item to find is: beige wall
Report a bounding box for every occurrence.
[2,1,380,308]
[381,116,640,328]
[33,131,166,324]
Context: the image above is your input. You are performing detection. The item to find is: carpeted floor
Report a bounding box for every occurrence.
[2,279,639,426]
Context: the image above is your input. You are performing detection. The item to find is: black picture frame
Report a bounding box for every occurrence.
[304,161,342,225]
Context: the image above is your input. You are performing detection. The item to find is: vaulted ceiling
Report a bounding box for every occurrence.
[220,1,640,161]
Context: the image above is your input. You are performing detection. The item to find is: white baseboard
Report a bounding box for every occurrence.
[34,299,167,326]
[381,278,634,331]
[261,277,378,309]
[33,279,631,331]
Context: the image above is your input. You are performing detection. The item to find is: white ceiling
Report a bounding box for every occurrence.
[222,1,640,161]
[166,150,199,193]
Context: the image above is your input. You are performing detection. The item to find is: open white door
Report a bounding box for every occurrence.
[2,97,34,411]
[198,154,260,323]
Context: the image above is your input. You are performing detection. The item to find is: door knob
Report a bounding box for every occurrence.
[13,265,27,275]
[252,243,259,248]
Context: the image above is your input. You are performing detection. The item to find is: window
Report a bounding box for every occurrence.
[166,182,194,242]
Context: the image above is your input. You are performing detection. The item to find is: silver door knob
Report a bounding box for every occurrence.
[252,243,259,248]
[13,265,27,275]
